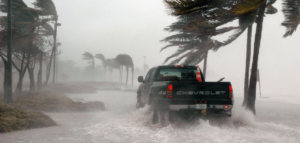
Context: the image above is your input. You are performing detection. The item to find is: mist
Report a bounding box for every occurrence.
[0,0,300,143]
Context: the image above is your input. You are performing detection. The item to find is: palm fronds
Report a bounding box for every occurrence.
[281,0,300,37]
[232,0,267,15]
[82,52,94,61]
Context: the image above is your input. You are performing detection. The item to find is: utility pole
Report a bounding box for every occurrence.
[6,0,13,103]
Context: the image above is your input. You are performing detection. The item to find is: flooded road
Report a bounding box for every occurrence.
[0,91,299,143]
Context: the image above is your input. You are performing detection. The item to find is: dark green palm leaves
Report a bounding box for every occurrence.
[161,0,259,65]
[282,0,300,37]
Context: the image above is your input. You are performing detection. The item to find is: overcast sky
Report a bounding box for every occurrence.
[20,0,300,96]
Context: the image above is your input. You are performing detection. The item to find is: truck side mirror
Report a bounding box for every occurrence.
[138,76,144,82]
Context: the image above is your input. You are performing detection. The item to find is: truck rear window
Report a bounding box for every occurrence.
[156,68,197,81]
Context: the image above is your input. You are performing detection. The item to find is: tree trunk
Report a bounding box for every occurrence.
[246,3,266,115]
[52,19,58,85]
[13,50,30,96]
[242,25,253,107]
[28,68,35,91]
[203,51,208,78]
[131,66,134,87]
[37,53,42,89]
[44,49,54,86]
[1,57,8,102]
[126,66,128,87]
[119,66,122,82]
[14,61,29,96]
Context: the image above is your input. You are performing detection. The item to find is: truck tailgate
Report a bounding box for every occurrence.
[170,82,232,105]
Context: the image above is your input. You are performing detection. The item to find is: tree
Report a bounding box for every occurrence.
[245,2,267,115]
[115,54,134,87]
[33,0,58,86]
[0,0,54,96]
[164,0,271,114]
[82,52,95,80]
[95,53,106,81]
[242,0,278,107]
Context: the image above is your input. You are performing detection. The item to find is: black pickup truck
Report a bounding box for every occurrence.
[136,65,234,124]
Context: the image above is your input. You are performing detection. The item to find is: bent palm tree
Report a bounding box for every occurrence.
[33,0,58,85]
[115,54,134,87]
[95,53,106,80]
[82,52,95,80]
[242,0,278,107]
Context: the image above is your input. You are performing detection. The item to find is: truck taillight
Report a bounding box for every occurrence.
[167,85,173,98]
[168,85,173,90]
[229,85,233,98]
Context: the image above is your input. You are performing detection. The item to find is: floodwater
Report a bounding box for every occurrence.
[0,91,299,143]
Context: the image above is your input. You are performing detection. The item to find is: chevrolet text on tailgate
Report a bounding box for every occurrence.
[136,65,234,124]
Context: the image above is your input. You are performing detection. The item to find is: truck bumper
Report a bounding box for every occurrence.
[153,99,233,117]
[169,104,233,111]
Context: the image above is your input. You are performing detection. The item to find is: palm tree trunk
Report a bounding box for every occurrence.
[119,67,122,82]
[126,66,128,87]
[242,25,252,107]
[203,51,208,78]
[52,19,58,85]
[131,66,134,87]
[121,66,123,82]
[44,48,54,86]
[246,3,266,115]
[1,56,8,102]
[28,67,35,91]
[15,65,28,95]
[37,53,42,89]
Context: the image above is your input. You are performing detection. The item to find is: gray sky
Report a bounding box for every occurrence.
[22,0,300,96]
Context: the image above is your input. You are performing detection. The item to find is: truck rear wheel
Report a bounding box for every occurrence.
[151,102,158,124]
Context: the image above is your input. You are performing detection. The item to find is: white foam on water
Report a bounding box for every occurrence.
[85,104,300,143]
[67,91,300,143]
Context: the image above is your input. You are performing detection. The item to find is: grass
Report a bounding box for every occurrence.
[0,105,56,133]
[0,90,105,133]
[0,91,106,112]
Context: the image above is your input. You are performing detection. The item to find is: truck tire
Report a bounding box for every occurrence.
[136,94,144,109]
[152,101,158,124]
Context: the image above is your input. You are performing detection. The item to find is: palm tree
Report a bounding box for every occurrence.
[0,0,55,96]
[242,1,278,107]
[82,52,95,80]
[115,54,134,87]
[242,25,253,107]
[123,54,134,87]
[95,53,106,81]
[164,0,271,114]
[33,0,58,85]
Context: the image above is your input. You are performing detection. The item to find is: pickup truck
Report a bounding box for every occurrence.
[136,65,233,124]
